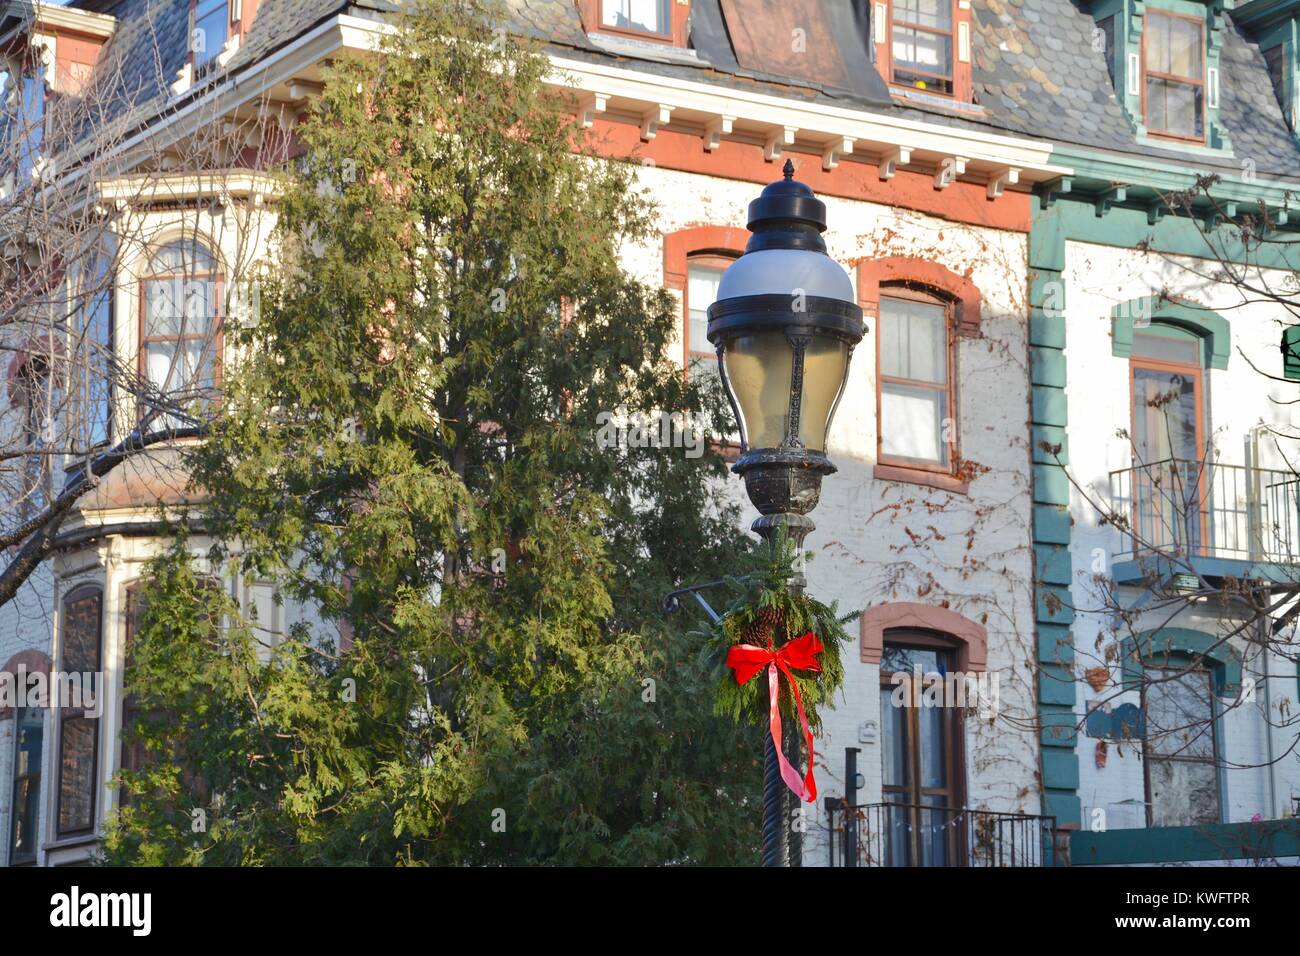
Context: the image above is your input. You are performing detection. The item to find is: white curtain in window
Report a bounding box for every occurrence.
[602,0,667,33]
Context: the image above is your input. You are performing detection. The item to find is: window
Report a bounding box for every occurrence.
[118,585,148,807]
[8,707,44,864]
[118,582,212,809]
[601,0,669,37]
[192,0,230,73]
[685,255,731,385]
[56,585,102,837]
[1143,664,1221,827]
[1128,329,1206,556]
[879,631,964,866]
[75,240,116,449]
[889,0,954,95]
[12,353,53,517]
[1143,10,1204,141]
[1,64,46,188]
[140,239,222,422]
[877,288,954,471]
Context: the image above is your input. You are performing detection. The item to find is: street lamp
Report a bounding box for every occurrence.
[708,160,865,564]
[707,159,865,866]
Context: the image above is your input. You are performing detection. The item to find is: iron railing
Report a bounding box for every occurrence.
[825,801,1057,867]
[1108,458,1300,563]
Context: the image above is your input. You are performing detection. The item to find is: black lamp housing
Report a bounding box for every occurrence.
[707,160,866,554]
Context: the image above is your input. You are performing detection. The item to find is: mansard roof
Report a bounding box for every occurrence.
[59,0,1300,181]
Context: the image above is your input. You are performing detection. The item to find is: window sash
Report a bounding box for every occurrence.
[1143,11,1205,140]
[139,246,223,419]
[890,0,955,90]
[193,0,229,68]
[600,0,670,37]
[1143,666,1221,827]
[9,708,43,863]
[877,290,955,470]
[56,587,102,837]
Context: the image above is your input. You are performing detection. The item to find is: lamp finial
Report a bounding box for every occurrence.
[782,158,794,180]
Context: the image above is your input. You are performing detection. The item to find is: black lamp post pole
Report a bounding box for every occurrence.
[706,160,865,869]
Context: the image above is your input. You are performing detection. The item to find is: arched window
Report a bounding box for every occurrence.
[140,239,222,421]
[879,628,965,866]
[1142,661,1220,827]
[56,584,102,837]
[684,253,735,386]
[663,225,748,384]
[877,284,956,472]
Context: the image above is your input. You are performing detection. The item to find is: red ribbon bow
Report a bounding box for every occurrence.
[726,630,824,802]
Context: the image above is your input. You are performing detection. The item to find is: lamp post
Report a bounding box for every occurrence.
[707,159,865,867]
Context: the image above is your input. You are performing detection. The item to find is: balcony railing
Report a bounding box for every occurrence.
[825,801,1057,867]
[1108,458,1300,564]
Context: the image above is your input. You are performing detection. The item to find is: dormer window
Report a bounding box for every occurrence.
[1142,10,1204,142]
[192,0,229,73]
[872,1,972,103]
[890,0,953,95]
[601,0,669,37]
[579,1,688,47]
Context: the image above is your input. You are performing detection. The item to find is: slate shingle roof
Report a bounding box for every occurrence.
[64,0,1300,180]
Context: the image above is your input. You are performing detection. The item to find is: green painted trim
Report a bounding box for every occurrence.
[1043,792,1081,828]
[1071,819,1300,865]
[1039,662,1077,706]
[1032,427,1068,464]
[1050,147,1300,210]
[1040,705,1079,747]
[1119,626,1244,696]
[1111,295,1232,369]
[1036,545,1072,585]
[1038,624,1075,665]
[1033,192,1300,270]
[1284,324,1300,379]
[1033,505,1071,545]
[1042,749,1080,789]
[1029,217,1079,826]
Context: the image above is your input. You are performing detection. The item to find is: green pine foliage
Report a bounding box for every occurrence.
[100,0,765,866]
[702,533,858,732]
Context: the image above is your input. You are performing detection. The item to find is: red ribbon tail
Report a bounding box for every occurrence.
[768,661,818,803]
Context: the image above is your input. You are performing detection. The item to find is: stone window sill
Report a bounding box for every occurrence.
[873,462,970,495]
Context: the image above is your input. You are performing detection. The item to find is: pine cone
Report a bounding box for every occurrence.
[743,604,785,644]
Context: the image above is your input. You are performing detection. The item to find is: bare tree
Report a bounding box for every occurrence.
[1050,184,1300,830]
[0,5,287,609]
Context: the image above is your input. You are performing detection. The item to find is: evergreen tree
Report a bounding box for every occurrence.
[100,0,765,866]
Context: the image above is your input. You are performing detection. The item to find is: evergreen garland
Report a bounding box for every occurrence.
[699,532,859,731]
